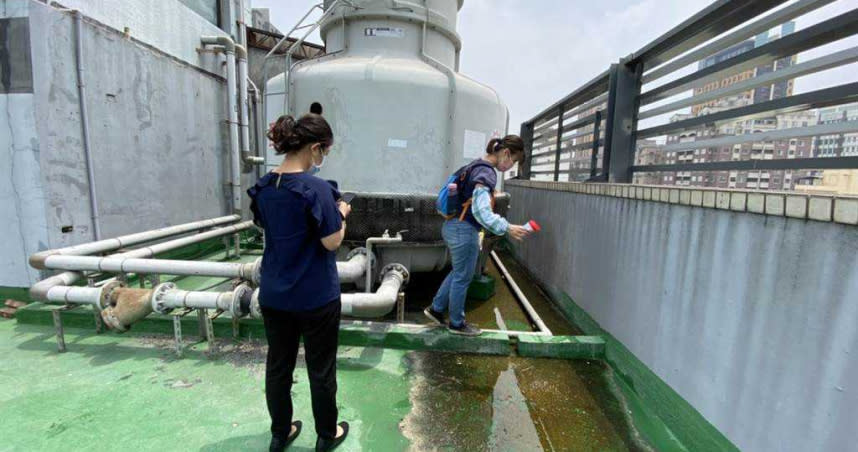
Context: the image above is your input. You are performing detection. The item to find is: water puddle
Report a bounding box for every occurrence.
[401,352,653,451]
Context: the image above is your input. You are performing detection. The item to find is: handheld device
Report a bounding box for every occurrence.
[341,192,357,204]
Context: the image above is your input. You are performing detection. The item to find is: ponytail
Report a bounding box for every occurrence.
[267,113,333,155]
[486,134,526,161]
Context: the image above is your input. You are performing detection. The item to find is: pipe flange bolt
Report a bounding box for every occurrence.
[150,282,177,315]
[231,283,253,317]
[380,263,410,285]
[96,280,125,311]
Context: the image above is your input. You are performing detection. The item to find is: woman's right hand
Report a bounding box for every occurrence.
[507,225,530,241]
[338,201,352,219]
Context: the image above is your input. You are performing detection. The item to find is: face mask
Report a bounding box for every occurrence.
[497,152,514,172]
[308,148,326,175]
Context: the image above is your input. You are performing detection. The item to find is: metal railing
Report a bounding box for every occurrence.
[519,0,858,185]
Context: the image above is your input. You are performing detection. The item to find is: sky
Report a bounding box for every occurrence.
[251,0,857,132]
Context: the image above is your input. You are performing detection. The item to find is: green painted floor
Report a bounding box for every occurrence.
[0,319,651,451]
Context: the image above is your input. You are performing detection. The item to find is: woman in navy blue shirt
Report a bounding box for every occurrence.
[248,113,350,452]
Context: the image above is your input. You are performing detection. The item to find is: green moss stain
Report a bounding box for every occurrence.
[401,352,653,451]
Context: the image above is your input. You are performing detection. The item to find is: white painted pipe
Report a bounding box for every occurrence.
[343,268,407,318]
[338,252,368,283]
[250,265,407,319]
[159,288,235,311]
[490,251,552,336]
[365,234,404,292]
[238,53,263,166]
[29,214,240,269]
[29,220,253,300]
[45,286,102,305]
[74,10,100,240]
[200,36,241,214]
[41,255,257,280]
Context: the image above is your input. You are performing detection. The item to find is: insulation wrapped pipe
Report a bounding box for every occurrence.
[28,215,240,269]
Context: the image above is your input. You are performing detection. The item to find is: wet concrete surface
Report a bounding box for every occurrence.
[390,248,580,335]
[401,351,653,451]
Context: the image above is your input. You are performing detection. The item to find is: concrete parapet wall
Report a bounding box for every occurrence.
[506,179,858,452]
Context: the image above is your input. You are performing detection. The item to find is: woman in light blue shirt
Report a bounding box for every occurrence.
[425,135,530,336]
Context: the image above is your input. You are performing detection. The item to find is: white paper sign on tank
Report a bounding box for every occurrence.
[266,0,508,195]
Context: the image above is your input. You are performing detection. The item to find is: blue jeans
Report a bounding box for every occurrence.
[431,219,480,327]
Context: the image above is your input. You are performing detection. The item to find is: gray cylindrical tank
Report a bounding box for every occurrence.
[266,0,508,194]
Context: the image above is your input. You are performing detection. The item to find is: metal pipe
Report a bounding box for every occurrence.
[73,11,100,240]
[29,215,240,269]
[337,251,369,283]
[41,255,258,280]
[342,267,407,317]
[238,49,263,166]
[200,36,242,214]
[246,77,266,177]
[365,233,404,292]
[251,264,409,319]
[490,251,552,335]
[45,286,102,305]
[29,220,252,301]
[153,283,253,316]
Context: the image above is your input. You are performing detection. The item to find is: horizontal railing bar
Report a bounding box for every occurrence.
[639,46,858,120]
[535,131,599,149]
[561,93,609,121]
[638,82,858,139]
[630,0,788,71]
[639,9,858,106]
[564,129,601,142]
[633,156,858,172]
[642,0,835,83]
[531,140,603,158]
[660,120,858,152]
[561,113,599,133]
[525,69,611,124]
[533,116,559,134]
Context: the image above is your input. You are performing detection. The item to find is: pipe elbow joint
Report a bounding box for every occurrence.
[200,35,235,53]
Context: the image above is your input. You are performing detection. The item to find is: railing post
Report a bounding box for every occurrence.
[603,59,642,183]
[589,110,602,179]
[520,121,534,179]
[553,107,564,181]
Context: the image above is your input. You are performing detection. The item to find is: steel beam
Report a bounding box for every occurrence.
[603,61,643,182]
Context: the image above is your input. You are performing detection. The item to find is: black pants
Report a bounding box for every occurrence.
[262,299,341,440]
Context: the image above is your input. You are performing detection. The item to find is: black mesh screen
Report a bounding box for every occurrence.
[344,192,511,242]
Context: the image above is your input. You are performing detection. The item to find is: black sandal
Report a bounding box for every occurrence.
[270,421,302,452]
[315,421,349,451]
